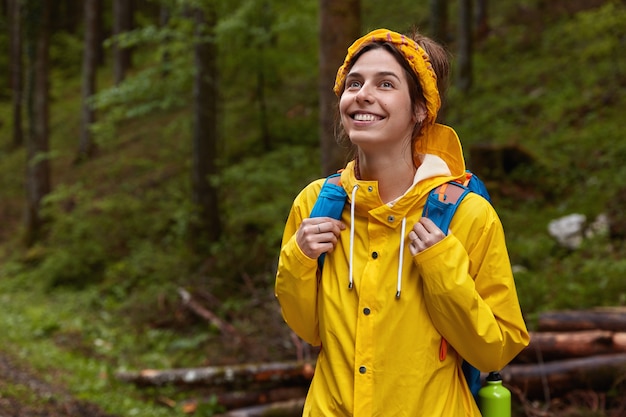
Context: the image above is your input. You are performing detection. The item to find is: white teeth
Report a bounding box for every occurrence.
[353,113,378,121]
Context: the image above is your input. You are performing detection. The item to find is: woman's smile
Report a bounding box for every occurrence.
[352,112,383,122]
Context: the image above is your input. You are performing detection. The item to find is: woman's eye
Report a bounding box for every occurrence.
[348,81,361,88]
[381,81,393,88]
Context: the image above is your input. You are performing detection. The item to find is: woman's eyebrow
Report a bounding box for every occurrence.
[347,71,401,81]
[376,71,401,81]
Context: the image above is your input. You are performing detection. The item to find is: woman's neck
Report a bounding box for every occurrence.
[356,151,417,203]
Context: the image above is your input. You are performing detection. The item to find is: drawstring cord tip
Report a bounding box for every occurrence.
[348,282,353,290]
[395,291,401,299]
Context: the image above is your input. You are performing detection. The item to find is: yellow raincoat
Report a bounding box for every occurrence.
[275,124,530,416]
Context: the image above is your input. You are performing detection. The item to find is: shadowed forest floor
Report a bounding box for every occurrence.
[0,352,118,417]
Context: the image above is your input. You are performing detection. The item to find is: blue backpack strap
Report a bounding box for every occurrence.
[463,170,491,203]
[422,179,482,402]
[462,361,482,403]
[309,173,347,269]
[421,181,471,235]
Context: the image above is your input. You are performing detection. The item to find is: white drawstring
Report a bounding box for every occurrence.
[346,184,405,299]
[396,217,406,299]
[348,184,359,290]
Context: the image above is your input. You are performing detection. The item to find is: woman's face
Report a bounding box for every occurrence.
[339,48,424,153]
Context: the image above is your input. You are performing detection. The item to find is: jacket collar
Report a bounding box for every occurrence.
[340,123,467,221]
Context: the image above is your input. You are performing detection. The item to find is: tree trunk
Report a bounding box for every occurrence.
[318,0,360,176]
[94,0,105,67]
[112,0,133,85]
[8,0,24,149]
[457,0,473,92]
[23,0,52,246]
[49,0,80,34]
[255,1,272,152]
[159,3,170,77]
[475,0,489,40]
[429,0,448,44]
[77,0,100,161]
[191,5,221,245]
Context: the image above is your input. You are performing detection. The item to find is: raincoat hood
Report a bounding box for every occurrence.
[342,123,467,213]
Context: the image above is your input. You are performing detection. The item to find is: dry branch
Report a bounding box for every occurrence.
[178,287,242,342]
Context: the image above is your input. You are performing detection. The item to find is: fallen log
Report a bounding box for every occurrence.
[213,398,305,417]
[179,386,307,413]
[515,330,626,363]
[115,361,315,388]
[501,353,626,399]
[537,308,626,332]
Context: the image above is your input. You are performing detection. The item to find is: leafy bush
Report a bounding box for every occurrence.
[34,178,196,289]
[214,145,319,281]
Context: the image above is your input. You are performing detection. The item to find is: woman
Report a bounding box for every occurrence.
[275,28,529,416]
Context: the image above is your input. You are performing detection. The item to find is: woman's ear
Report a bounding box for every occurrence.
[414,102,427,124]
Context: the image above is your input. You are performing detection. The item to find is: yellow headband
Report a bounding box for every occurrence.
[333,28,441,125]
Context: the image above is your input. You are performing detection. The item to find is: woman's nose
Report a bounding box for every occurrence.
[355,83,374,103]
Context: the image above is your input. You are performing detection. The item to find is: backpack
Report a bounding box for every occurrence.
[309,170,492,403]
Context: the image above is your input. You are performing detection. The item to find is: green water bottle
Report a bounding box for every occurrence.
[478,371,511,417]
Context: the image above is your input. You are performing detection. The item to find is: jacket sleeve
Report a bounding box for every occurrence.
[274,181,324,346]
[414,193,530,372]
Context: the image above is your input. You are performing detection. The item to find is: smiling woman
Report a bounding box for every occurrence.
[275,28,529,417]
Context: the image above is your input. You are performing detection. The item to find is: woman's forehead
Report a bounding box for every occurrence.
[348,48,405,76]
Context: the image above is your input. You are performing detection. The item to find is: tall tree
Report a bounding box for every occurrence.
[94,0,106,67]
[475,0,489,40]
[430,0,449,44]
[318,0,360,176]
[159,2,171,77]
[78,0,100,161]
[8,0,24,149]
[457,0,473,92]
[112,0,133,85]
[255,0,273,152]
[191,3,221,244]
[23,0,52,246]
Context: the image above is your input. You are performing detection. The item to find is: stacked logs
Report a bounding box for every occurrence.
[115,308,626,415]
[502,307,626,400]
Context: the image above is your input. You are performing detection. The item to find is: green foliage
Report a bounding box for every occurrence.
[446,1,626,320]
[194,395,226,417]
[50,30,83,78]
[92,18,196,141]
[214,145,319,277]
[216,0,319,157]
[33,177,197,289]
[516,234,626,330]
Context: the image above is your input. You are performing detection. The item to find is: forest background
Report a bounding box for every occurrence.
[0,0,625,416]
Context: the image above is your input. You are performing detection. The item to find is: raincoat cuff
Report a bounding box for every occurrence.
[285,238,319,276]
[413,233,471,291]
